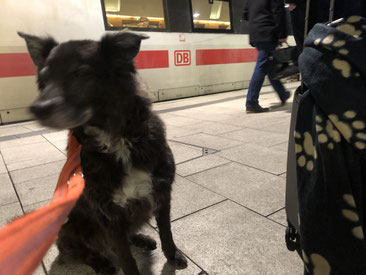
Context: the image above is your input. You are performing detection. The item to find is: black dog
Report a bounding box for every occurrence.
[18,30,187,275]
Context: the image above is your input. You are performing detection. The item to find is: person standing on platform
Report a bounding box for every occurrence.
[243,0,291,113]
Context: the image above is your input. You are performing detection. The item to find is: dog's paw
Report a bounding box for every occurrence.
[168,250,188,269]
[130,234,157,251]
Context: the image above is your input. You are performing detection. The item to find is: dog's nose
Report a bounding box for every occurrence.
[30,97,63,118]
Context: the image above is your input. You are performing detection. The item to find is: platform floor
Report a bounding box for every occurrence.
[0,82,304,275]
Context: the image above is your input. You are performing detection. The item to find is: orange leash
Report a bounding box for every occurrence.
[0,132,84,275]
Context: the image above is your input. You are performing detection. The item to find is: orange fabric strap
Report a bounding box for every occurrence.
[0,132,84,275]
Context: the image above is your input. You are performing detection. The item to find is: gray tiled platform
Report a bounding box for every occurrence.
[268,208,287,226]
[182,121,242,135]
[0,82,303,275]
[217,143,288,175]
[173,133,243,151]
[219,127,288,147]
[0,125,31,137]
[0,202,23,227]
[187,162,285,216]
[0,173,18,206]
[46,226,203,275]
[2,142,66,171]
[172,201,303,275]
[0,155,6,174]
[15,174,59,206]
[176,154,231,177]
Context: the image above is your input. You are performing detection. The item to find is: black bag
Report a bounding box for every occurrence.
[268,44,299,80]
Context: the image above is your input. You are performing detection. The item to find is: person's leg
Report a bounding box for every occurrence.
[259,42,289,103]
[246,43,271,108]
[268,73,289,102]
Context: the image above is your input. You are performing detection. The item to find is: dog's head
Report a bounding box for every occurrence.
[18,30,149,129]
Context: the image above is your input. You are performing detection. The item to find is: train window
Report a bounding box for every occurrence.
[102,0,166,30]
[190,0,232,32]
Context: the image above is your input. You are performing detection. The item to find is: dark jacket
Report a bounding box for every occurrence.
[243,0,287,45]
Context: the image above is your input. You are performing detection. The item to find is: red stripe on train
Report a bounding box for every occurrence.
[0,49,257,78]
[196,49,258,65]
[0,50,169,78]
[0,53,36,78]
[134,50,169,69]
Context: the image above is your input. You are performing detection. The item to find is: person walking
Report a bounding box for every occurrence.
[244,0,291,113]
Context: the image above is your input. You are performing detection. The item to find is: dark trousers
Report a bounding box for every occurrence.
[246,42,287,107]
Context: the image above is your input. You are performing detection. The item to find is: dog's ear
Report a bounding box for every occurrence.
[100,30,149,60]
[17,32,58,68]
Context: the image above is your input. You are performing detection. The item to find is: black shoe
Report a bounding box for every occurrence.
[246,105,270,114]
[281,91,291,105]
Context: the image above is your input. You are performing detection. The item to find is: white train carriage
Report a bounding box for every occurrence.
[0,0,292,124]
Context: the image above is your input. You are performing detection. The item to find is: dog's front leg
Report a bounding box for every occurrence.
[155,198,188,269]
[109,226,141,275]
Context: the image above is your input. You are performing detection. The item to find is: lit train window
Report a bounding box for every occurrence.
[102,0,166,30]
[191,0,232,32]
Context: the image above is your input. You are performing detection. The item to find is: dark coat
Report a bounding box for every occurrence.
[243,0,288,45]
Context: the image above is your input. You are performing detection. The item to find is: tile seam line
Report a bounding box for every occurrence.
[182,173,234,201]
[167,130,205,139]
[6,155,66,168]
[212,132,289,149]
[229,199,286,228]
[0,128,62,142]
[22,199,52,212]
[181,161,234,178]
[177,161,231,177]
[0,200,23,208]
[149,226,210,275]
[0,140,48,151]
[168,139,219,152]
[12,171,61,185]
[266,207,286,218]
[245,125,291,135]
[183,171,285,223]
[269,140,291,149]
[212,156,285,177]
[5,158,67,173]
[175,155,205,166]
[170,199,228,224]
[170,139,244,152]
[42,135,67,157]
[0,150,26,214]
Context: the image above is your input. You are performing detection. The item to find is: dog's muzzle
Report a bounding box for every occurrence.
[30,96,64,120]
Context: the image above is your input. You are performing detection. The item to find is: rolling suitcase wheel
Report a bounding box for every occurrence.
[285,223,300,252]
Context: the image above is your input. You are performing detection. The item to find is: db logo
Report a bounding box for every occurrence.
[174,50,191,66]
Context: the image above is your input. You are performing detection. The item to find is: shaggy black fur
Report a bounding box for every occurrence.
[18,30,187,275]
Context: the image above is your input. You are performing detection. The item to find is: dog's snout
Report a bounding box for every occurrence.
[30,96,64,118]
